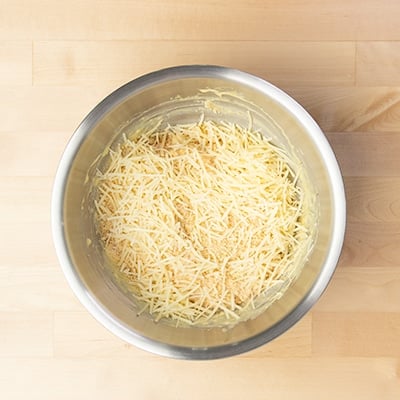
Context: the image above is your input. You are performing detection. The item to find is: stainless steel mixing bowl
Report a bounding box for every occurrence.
[52,65,346,359]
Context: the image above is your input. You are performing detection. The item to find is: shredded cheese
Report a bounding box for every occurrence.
[94,120,315,327]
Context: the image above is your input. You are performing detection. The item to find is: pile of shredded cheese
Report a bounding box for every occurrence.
[94,120,313,327]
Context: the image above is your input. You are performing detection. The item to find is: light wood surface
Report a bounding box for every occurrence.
[1,1,400,399]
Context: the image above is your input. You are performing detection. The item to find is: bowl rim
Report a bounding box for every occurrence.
[51,65,346,360]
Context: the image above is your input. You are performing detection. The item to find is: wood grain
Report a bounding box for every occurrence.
[344,177,400,222]
[0,265,81,312]
[54,311,312,358]
[340,222,400,268]
[2,0,400,41]
[0,41,32,85]
[3,84,400,138]
[0,132,71,177]
[0,177,56,269]
[327,132,400,176]
[2,0,400,398]
[288,87,400,132]
[1,357,399,400]
[313,312,400,357]
[315,267,400,313]
[0,86,108,132]
[357,42,400,86]
[53,311,155,359]
[0,312,53,357]
[0,177,52,223]
[33,40,355,87]
[0,221,55,267]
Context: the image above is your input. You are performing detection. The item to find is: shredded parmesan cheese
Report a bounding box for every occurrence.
[93,120,315,327]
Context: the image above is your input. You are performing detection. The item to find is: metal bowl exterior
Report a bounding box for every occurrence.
[52,65,346,359]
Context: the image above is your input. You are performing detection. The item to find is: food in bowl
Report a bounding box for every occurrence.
[92,113,317,327]
[52,66,345,359]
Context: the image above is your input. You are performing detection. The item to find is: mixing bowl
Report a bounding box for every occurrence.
[51,65,345,359]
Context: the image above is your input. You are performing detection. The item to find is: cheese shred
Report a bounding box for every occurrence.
[94,120,315,327]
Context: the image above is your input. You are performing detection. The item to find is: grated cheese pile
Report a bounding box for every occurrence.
[94,120,313,327]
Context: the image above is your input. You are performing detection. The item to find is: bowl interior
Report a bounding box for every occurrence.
[58,69,342,358]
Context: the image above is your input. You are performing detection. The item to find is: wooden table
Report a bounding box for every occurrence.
[1,1,400,398]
